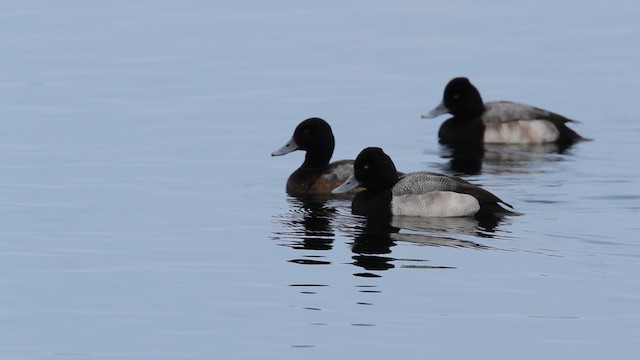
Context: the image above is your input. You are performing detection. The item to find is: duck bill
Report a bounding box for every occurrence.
[421,100,449,119]
[331,174,361,194]
[271,137,299,156]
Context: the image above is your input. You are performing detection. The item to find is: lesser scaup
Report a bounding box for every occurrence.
[272,118,357,196]
[422,77,585,144]
[332,147,515,218]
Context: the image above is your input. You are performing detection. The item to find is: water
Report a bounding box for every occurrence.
[1,1,640,359]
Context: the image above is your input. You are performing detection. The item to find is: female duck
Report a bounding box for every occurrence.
[332,147,514,218]
[422,77,584,144]
[272,117,356,196]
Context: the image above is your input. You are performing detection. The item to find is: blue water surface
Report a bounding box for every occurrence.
[1,1,639,359]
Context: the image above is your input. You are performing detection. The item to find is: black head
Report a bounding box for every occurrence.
[354,147,399,191]
[442,77,485,119]
[294,117,334,150]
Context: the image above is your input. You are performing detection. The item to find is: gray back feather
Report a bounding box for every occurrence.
[393,171,512,209]
[483,101,573,124]
[392,172,462,196]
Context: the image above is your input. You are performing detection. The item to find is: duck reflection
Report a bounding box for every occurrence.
[351,222,397,272]
[438,141,578,175]
[347,214,505,275]
[272,195,341,251]
[272,194,510,275]
[389,215,503,242]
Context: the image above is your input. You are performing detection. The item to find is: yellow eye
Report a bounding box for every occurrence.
[453,94,460,100]
[363,164,369,170]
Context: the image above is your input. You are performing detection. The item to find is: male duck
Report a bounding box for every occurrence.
[272,117,356,196]
[422,77,585,144]
[332,147,514,219]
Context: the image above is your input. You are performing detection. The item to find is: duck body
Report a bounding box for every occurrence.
[333,147,514,219]
[285,159,355,195]
[272,117,359,196]
[423,78,585,145]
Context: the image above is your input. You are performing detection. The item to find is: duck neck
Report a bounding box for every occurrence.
[456,101,485,119]
[302,132,334,168]
[302,147,333,168]
[470,101,486,118]
[352,188,393,220]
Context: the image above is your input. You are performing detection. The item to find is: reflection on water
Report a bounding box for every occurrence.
[438,142,576,175]
[274,199,514,331]
[287,284,328,295]
[271,196,339,251]
[350,222,397,274]
[346,217,506,276]
[272,196,510,276]
[390,214,504,238]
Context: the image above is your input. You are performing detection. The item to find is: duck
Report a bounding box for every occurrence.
[332,147,515,219]
[272,117,357,196]
[421,77,585,144]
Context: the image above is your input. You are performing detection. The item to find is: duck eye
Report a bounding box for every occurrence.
[453,94,460,100]
[363,164,369,170]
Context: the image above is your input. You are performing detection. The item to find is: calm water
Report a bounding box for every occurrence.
[2,1,640,359]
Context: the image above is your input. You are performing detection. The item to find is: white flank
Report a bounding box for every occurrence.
[391,191,480,217]
[484,120,559,144]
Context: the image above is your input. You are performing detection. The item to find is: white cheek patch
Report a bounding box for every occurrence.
[484,120,559,144]
[391,191,480,217]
